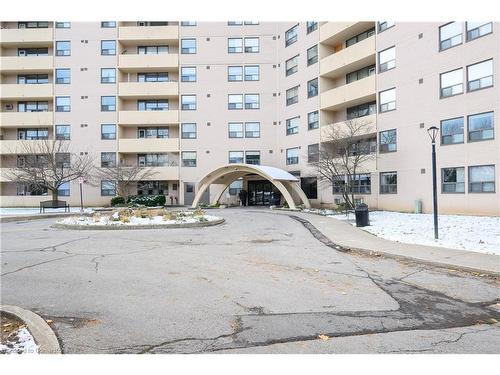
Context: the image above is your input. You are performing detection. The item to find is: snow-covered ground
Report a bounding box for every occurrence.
[0,326,39,354]
[326,211,500,255]
[0,207,95,217]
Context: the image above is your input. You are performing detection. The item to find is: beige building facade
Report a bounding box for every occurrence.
[1,21,498,215]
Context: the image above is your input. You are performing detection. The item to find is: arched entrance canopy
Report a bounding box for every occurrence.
[191,164,311,209]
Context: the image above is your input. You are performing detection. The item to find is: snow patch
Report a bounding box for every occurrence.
[0,327,39,354]
[57,213,221,227]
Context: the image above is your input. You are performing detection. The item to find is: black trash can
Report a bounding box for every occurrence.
[354,203,369,227]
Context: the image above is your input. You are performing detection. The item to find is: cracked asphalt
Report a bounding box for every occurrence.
[1,209,499,353]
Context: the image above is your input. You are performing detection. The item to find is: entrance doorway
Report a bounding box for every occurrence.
[247,180,280,206]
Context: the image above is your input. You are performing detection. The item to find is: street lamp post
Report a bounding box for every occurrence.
[78,177,84,213]
[427,126,439,240]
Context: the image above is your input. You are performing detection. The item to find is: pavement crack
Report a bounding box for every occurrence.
[1,254,78,276]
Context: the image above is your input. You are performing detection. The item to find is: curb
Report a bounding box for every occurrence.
[1,212,92,223]
[1,305,61,354]
[51,217,225,230]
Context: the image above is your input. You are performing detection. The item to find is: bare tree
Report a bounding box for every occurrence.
[6,139,95,202]
[310,118,376,210]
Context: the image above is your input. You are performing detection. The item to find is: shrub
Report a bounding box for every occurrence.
[111,196,126,206]
[193,208,205,217]
[282,202,289,209]
[127,195,166,207]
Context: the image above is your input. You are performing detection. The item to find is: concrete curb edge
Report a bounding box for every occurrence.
[51,217,225,230]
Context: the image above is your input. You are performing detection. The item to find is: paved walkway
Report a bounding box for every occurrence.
[262,209,500,276]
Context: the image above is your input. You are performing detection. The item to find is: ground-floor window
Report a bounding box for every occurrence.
[349,173,371,194]
[16,183,48,196]
[101,180,116,196]
[137,181,168,196]
[442,167,465,193]
[301,177,317,199]
[469,165,495,193]
[380,172,397,194]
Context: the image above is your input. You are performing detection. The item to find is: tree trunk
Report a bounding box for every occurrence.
[51,189,59,202]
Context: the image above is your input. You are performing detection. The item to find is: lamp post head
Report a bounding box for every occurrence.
[427,126,439,144]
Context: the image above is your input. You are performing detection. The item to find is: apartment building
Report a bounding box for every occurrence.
[1,21,498,215]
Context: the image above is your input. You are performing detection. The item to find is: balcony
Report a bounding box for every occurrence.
[118,26,178,44]
[118,54,178,72]
[0,56,53,73]
[118,138,179,153]
[139,166,179,181]
[320,37,375,79]
[320,114,377,140]
[0,28,53,46]
[118,110,179,125]
[0,140,48,154]
[320,22,375,46]
[0,112,53,127]
[0,83,53,100]
[118,81,178,99]
[321,75,376,112]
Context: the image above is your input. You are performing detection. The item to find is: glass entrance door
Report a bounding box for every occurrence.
[248,180,275,206]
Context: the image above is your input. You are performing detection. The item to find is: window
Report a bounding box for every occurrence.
[138,99,168,111]
[244,65,259,81]
[18,101,48,112]
[349,174,371,194]
[286,148,299,165]
[181,123,197,139]
[378,47,395,72]
[181,21,197,26]
[469,165,495,193]
[101,68,116,83]
[245,122,260,138]
[229,151,244,164]
[244,37,259,53]
[17,74,48,84]
[56,41,71,56]
[347,101,376,119]
[245,151,260,165]
[442,167,465,193]
[138,72,169,82]
[228,22,243,26]
[101,21,116,28]
[137,154,168,167]
[181,39,196,54]
[349,138,377,155]
[228,66,243,81]
[467,59,493,92]
[347,65,376,83]
[228,94,243,110]
[346,28,375,47]
[440,68,463,97]
[101,180,116,196]
[307,45,318,66]
[440,117,464,145]
[285,55,299,76]
[286,116,300,135]
[308,143,319,163]
[286,86,299,106]
[136,22,169,27]
[285,24,298,47]
[55,96,70,112]
[18,128,48,140]
[307,78,318,98]
[244,21,259,25]
[181,67,196,82]
[466,22,492,41]
[55,153,71,168]
[18,48,48,56]
[138,45,168,54]
[228,123,244,138]
[101,40,116,55]
[55,125,70,140]
[468,112,494,141]
[55,69,70,84]
[58,181,70,197]
[55,22,71,28]
[378,21,395,32]
[18,21,49,28]
[308,111,319,130]
[101,124,116,139]
[182,152,197,167]
[380,172,397,194]
[181,95,196,110]
[228,38,243,53]
[307,22,318,34]
[244,94,259,109]
[137,181,168,196]
[229,180,243,196]
[439,22,462,51]
[379,88,396,112]
[101,96,116,111]
[379,129,397,152]
[301,177,317,199]
[138,127,169,139]
[101,152,116,167]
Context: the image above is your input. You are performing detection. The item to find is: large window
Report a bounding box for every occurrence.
[18,101,48,112]
[228,66,243,81]
[347,101,376,119]
[245,151,260,165]
[440,117,464,145]
[229,151,244,164]
[101,68,116,83]
[181,39,196,54]
[138,99,168,111]
[228,94,243,109]
[380,172,397,194]
[138,72,169,82]
[307,45,318,66]
[349,174,371,194]
[378,21,395,32]
[56,41,71,56]
[18,48,48,56]
[285,24,298,46]
[181,21,197,26]
[307,143,319,163]
[181,123,197,139]
[308,111,319,130]
[244,37,259,53]
[17,128,48,140]
[285,55,299,76]
[101,124,116,139]
[244,94,259,109]
[101,21,116,28]
[245,122,260,138]
[439,22,462,51]
[101,181,116,196]
[466,22,492,41]
[138,127,169,139]
[468,112,494,141]
[55,125,70,140]
[286,116,300,135]
[55,96,70,112]
[349,138,377,156]
[137,154,168,167]
[244,65,259,81]
[228,38,243,53]
[286,86,299,106]
[228,123,243,138]
[138,45,168,54]
[101,40,116,55]
[346,28,375,47]
[228,180,243,196]
[469,165,495,193]
[306,22,318,34]
[101,152,116,167]
[442,167,465,193]
[17,74,48,84]
[101,96,116,111]
[58,182,70,197]
[286,148,299,165]
[379,129,397,152]
[55,153,71,168]
[307,78,318,98]
[181,67,196,82]
[182,152,197,167]
[55,69,70,84]
[19,21,49,28]
[181,95,196,110]
[379,88,396,112]
[137,181,168,196]
[347,65,376,83]
[440,68,463,97]
[378,47,395,72]
[467,59,493,92]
